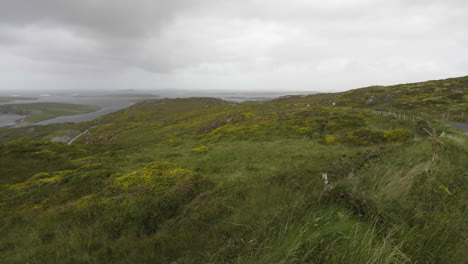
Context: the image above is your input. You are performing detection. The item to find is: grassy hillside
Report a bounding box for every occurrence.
[276,75,468,121]
[0,76,467,263]
[0,102,100,123]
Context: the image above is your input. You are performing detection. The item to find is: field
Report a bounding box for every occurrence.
[0,102,100,123]
[0,76,466,263]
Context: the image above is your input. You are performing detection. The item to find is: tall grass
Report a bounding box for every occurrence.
[0,91,466,263]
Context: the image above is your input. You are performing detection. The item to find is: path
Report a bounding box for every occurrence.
[68,126,98,145]
[439,121,468,134]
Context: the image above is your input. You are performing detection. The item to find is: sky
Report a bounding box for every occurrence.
[0,0,467,92]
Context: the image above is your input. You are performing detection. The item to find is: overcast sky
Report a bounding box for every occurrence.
[0,0,467,92]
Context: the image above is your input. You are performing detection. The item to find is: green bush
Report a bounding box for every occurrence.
[415,121,432,136]
[192,145,209,153]
[384,129,412,142]
[343,129,385,145]
[324,135,337,144]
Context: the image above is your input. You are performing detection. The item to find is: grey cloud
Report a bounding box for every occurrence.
[0,0,466,91]
[0,0,194,38]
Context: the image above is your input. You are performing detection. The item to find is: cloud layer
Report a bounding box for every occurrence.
[0,0,467,91]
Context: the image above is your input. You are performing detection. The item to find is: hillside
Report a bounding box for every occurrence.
[0,76,467,263]
[276,76,467,121]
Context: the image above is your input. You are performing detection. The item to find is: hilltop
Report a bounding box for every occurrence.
[0,76,467,263]
[276,76,467,119]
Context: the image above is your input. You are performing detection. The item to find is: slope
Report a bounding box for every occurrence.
[0,76,466,263]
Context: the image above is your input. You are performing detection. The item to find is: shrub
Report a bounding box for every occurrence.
[325,135,337,144]
[192,145,209,153]
[384,129,412,142]
[344,129,385,145]
[108,161,210,195]
[415,120,431,136]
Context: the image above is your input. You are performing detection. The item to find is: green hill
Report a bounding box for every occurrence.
[0,76,467,263]
[276,75,467,120]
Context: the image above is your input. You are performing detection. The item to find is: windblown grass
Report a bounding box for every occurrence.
[0,76,467,263]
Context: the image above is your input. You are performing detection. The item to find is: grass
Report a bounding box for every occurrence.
[0,102,100,123]
[1,133,465,263]
[0,76,467,263]
[275,75,468,122]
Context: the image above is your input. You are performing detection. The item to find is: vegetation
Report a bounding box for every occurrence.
[0,76,467,263]
[0,102,100,123]
[0,96,37,103]
[275,75,468,122]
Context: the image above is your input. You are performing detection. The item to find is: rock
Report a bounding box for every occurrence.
[66,132,78,138]
[50,136,71,143]
[365,96,375,105]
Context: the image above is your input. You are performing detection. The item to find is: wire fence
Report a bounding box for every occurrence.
[374,109,466,123]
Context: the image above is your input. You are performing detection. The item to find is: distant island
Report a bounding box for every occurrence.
[74,93,160,98]
[0,102,100,123]
[0,96,37,103]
